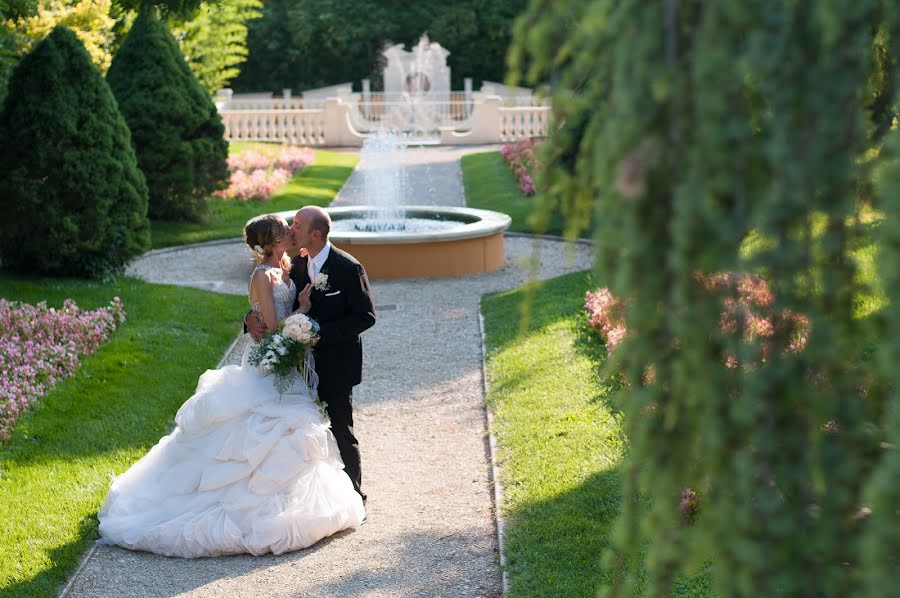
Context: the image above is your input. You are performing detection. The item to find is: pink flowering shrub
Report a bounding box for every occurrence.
[584,288,628,354]
[218,146,315,201]
[584,272,810,363]
[0,297,125,440]
[500,138,541,196]
[695,271,810,363]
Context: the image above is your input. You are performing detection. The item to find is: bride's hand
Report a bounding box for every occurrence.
[295,283,312,314]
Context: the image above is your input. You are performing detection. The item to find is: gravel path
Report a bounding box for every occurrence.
[65,146,592,598]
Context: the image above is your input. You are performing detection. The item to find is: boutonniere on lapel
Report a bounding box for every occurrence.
[313,272,330,292]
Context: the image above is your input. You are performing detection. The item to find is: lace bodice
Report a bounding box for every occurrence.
[251,264,296,322]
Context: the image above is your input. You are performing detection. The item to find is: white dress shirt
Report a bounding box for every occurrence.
[307,241,332,282]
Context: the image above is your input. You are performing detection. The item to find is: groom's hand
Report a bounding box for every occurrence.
[245,312,266,340]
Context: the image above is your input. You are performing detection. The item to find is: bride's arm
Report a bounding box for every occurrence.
[249,271,279,332]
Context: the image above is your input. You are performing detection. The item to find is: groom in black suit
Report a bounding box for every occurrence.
[248,206,375,502]
[288,206,375,501]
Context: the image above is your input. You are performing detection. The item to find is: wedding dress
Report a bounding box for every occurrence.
[98,265,365,557]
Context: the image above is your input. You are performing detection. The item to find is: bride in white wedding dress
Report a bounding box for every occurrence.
[98,215,365,558]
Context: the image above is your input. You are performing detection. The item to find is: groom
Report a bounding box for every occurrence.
[249,206,376,502]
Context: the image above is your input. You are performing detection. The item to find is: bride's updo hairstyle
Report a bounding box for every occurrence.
[244,215,290,266]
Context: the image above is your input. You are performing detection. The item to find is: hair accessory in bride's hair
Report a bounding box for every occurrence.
[254,244,264,254]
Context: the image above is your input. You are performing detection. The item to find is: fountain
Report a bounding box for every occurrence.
[270,38,511,280]
[380,35,450,143]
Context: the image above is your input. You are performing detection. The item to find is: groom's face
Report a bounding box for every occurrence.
[290,212,310,249]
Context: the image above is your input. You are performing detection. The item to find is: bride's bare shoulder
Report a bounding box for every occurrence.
[251,268,280,286]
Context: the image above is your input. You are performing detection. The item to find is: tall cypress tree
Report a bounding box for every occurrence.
[107,11,227,222]
[0,25,149,278]
[511,1,899,595]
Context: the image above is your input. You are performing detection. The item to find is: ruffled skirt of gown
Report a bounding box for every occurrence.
[98,350,365,558]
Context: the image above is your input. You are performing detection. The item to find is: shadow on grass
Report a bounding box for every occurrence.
[503,466,625,597]
[503,463,713,597]
[2,516,97,598]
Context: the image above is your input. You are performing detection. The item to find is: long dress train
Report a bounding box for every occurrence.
[98,265,364,557]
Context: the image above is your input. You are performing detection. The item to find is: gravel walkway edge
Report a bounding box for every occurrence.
[478,311,509,596]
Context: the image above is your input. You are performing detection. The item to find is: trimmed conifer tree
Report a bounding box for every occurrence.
[0,25,150,278]
[107,11,227,222]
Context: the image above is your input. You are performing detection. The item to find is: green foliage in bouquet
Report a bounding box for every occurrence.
[0,25,150,278]
[510,1,900,596]
[107,11,227,222]
[248,313,320,394]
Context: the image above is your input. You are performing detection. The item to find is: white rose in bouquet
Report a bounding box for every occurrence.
[283,324,303,341]
[282,314,320,346]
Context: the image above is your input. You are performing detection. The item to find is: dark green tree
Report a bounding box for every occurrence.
[107,11,227,221]
[511,1,900,596]
[113,0,206,19]
[232,0,527,93]
[0,25,149,278]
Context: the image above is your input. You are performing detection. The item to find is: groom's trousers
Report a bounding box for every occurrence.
[319,386,364,501]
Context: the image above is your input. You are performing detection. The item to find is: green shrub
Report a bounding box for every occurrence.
[107,12,227,222]
[0,25,150,278]
[511,1,899,596]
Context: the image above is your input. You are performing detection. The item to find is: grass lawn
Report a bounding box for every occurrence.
[461,150,579,237]
[0,275,246,597]
[149,147,357,248]
[481,271,711,597]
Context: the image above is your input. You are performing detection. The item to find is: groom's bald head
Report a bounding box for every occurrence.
[290,206,331,253]
[298,206,331,239]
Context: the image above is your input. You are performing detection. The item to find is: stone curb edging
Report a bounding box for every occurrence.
[503,230,594,246]
[478,309,509,596]
[138,237,245,259]
[57,543,97,598]
[57,332,249,598]
[133,230,592,261]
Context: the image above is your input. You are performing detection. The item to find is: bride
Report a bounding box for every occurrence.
[98,215,365,558]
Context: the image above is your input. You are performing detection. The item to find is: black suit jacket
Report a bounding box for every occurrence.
[291,245,376,391]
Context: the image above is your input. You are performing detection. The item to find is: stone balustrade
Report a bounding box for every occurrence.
[217,93,551,146]
[221,109,327,146]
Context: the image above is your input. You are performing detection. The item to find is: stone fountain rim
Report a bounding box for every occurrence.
[272,205,511,245]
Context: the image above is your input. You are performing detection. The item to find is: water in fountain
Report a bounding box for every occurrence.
[360,130,405,221]
[334,131,460,233]
[331,130,461,233]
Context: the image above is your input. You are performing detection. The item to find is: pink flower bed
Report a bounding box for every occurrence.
[0,297,125,440]
[220,168,292,201]
[500,138,541,196]
[217,146,315,201]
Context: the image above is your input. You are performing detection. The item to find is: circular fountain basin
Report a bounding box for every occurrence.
[275,206,511,280]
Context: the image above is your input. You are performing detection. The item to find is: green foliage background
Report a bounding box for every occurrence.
[510,1,900,596]
[107,12,227,222]
[0,25,149,278]
[232,0,527,93]
[168,0,262,94]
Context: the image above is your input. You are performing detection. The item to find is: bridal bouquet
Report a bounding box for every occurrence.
[248,313,320,393]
